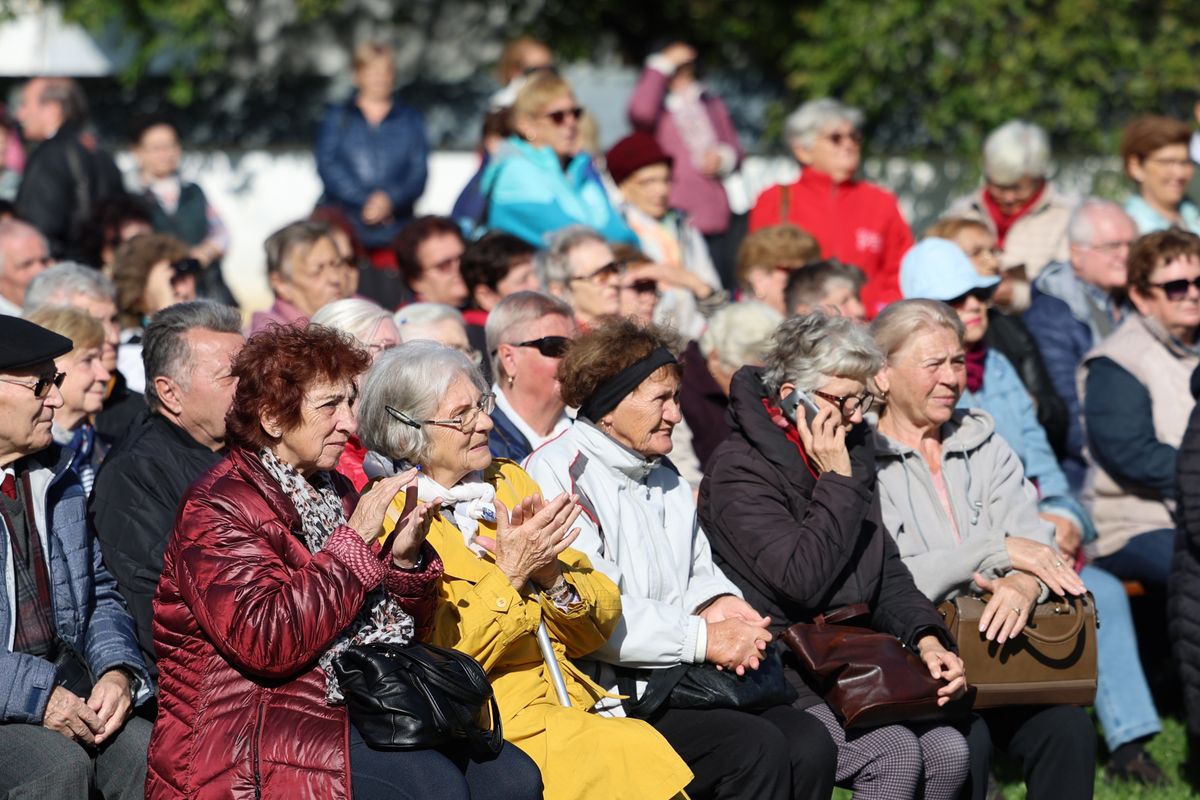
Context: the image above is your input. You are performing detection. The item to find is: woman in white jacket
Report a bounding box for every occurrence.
[524,318,837,800]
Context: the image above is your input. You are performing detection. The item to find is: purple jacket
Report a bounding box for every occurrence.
[627,67,742,236]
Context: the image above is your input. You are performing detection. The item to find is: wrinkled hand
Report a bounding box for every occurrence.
[42,685,104,744]
[88,670,133,745]
[390,499,439,568]
[189,240,223,267]
[474,494,582,590]
[661,43,697,69]
[793,404,852,477]
[362,191,394,225]
[705,618,771,675]
[349,471,418,547]
[917,635,967,705]
[1005,535,1086,597]
[698,594,770,629]
[1041,513,1081,561]
[974,571,1041,644]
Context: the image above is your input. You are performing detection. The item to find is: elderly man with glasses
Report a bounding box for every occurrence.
[0,315,153,799]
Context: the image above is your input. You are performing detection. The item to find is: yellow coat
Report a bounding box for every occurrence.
[384,460,692,800]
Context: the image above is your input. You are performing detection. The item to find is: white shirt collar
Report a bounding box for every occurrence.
[492,384,570,453]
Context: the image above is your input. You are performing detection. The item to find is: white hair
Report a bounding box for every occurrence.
[1067,198,1132,247]
[0,220,47,276]
[982,120,1051,184]
[23,261,115,314]
[310,298,391,344]
[698,301,783,371]
[783,98,864,149]
[357,341,487,465]
[538,225,606,288]
[394,302,466,343]
[763,312,883,395]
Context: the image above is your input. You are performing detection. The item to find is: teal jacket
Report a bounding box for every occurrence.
[480,137,637,246]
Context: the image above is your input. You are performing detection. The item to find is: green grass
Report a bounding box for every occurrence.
[832,715,1199,799]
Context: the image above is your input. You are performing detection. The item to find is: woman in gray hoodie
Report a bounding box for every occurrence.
[870,299,1095,800]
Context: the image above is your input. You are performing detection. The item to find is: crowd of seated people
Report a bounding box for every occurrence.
[3,34,1200,800]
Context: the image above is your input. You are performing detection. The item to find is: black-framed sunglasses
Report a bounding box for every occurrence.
[812,389,874,417]
[385,392,496,432]
[543,106,584,125]
[491,336,571,359]
[0,371,65,399]
[570,260,625,284]
[1149,276,1200,301]
[945,285,996,307]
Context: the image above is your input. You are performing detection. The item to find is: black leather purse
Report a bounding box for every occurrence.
[618,644,798,719]
[331,641,503,758]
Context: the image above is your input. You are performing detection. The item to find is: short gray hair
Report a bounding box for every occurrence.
[264,219,331,277]
[394,302,466,343]
[0,221,47,275]
[762,312,883,396]
[485,291,574,379]
[23,262,115,314]
[699,301,783,371]
[783,98,864,149]
[538,225,606,288]
[142,300,242,411]
[36,78,88,126]
[982,120,1051,184]
[869,299,964,362]
[357,341,488,465]
[1067,198,1132,247]
[310,298,391,343]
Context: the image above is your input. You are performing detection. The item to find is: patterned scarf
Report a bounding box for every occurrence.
[258,448,415,704]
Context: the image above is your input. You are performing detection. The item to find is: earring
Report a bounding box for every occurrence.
[508,374,516,388]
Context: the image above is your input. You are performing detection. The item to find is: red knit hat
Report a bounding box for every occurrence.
[606,132,673,186]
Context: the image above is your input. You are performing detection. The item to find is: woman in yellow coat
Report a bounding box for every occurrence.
[356,340,692,800]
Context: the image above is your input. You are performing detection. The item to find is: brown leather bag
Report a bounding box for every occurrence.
[781,604,968,729]
[937,593,1097,709]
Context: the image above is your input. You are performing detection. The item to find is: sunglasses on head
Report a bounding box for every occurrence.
[492,336,571,359]
[543,106,584,125]
[0,371,65,399]
[1149,276,1200,301]
[946,285,996,307]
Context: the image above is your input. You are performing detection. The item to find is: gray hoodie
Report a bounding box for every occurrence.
[873,409,1055,603]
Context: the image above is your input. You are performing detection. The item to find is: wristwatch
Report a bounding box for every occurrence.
[111,666,141,704]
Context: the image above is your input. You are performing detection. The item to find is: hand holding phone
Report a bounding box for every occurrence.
[780,388,821,429]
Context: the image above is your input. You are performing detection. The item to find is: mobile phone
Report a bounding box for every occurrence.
[780,388,821,429]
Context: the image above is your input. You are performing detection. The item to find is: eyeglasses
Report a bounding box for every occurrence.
[1144,157,1193,169]
[813,389,874,417]
[822,130,863,147]
[386,392,496,432]
[0,371,65,399]
[1148,276,1200,301]
[571,260,625,284]
[493,336,571,358]
[946,286,996,307]
[1086,239,1133,255]
[542,106,584,125]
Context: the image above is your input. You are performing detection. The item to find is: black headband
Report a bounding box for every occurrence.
[579,347,678,423]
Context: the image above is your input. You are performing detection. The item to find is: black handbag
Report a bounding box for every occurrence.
[618,644,798,719]
[331,641,503,758]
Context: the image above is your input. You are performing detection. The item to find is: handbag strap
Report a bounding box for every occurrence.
[1022,595,1089,644]
[815,604,870,626]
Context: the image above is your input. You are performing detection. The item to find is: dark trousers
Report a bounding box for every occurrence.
[1093,527,1177,589]
[652,704,837,800]
[0,715,152,800]
[349,722,542,800]
[703,212,747,292]
[962,706,1096,800]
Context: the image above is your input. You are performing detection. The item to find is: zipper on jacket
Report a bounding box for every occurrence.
[252,700,265,799]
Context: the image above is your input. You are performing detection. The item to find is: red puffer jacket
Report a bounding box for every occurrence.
[146,448,441,799]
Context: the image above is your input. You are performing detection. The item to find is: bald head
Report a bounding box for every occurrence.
[0,221,52,307]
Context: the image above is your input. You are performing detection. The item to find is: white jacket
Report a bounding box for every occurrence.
[524,420,740,712]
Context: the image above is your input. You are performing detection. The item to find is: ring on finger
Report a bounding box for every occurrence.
[1011,606,1021,615]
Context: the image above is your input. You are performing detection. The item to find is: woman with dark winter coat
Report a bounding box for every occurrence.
[699,312,969,800]
[1170,364,1200,743]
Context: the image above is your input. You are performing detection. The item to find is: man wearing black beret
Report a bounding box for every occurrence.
[0,315,152,799]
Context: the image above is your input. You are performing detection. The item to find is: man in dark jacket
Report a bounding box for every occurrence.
[1023,199,1136,491]
[14,77,123,262]
[91,301,243,677]
[0,315,152,799]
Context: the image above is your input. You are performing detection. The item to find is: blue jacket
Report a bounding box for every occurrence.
[0,444,151,723]
[1023,261,1123,492]
[488,405,533,464]
[315,94,429,247]
[480,137,637,247]
[959,349,1095,542]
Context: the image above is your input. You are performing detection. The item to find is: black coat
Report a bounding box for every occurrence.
[698,366,952,708]
[94,370,147,453]
[90,411,223,677]
[14,124,123,262]
[985,309,1069,459]
[1169,364,1200,735]
[679,340,732,470]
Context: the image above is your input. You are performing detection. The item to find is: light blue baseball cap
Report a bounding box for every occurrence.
[900,238,1000,301]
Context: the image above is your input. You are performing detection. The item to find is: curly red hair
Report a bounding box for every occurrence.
[226,324,371,450]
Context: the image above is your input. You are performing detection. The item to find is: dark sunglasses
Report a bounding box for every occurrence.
[1149,276,1200,301]
[543,106,584,125]
[492,336,571,359]
[571,260,625,284]
[946,285,996,307]
[824,130,864,147]
[0,371,65,399]
[628,279,658,295]
[170,257,202,284]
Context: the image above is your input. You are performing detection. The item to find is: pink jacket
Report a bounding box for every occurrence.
[627,67,742,236]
